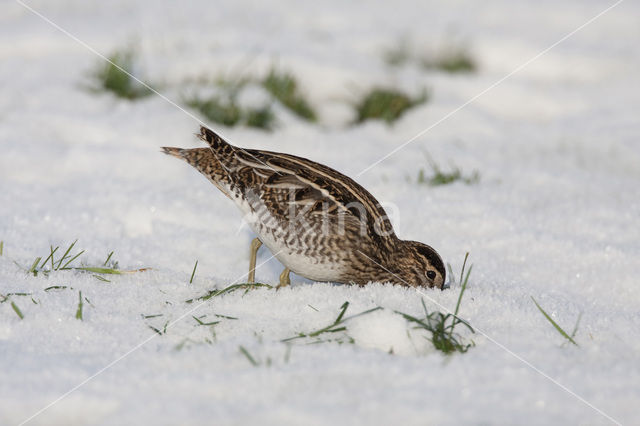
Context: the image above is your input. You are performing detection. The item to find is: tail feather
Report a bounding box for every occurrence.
[161,146,187,159]
[197,125,233,153]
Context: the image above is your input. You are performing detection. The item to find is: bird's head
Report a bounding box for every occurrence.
[392,240,446,289]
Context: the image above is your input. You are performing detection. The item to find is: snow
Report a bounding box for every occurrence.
[1,0,640,424]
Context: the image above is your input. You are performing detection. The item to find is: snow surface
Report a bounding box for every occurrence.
[1,0,640,425]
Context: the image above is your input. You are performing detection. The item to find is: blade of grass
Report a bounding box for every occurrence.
[44,285,68,292]
[148,325,163,336]
[0,241,3,256]
[531,296,578,346]
[60,249,85,270]
[40,245,58,270]
[187,282,273,303]
[192,316,219,326]
[11,300,24,319]
[75,267,124,274]
[93,275,111,282]
[283,302,382,341]
[74,266,149,274]
[215,313,238,320]
[454,264,472,317]
[104,251,114,266]
[55,240,78,270]
[29,257,42,275]
[75,291,83,320]
[239,345,259,366]
[190,260,198,284]
[570,312,583,340]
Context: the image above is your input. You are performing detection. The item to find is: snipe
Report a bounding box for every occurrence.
[163,126,445,288]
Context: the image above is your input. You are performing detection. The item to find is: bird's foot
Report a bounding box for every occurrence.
[276,267,291,290]
[248,238,263,283]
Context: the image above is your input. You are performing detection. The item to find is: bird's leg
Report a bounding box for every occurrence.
[277,267,291,289]
[248,238,263,283]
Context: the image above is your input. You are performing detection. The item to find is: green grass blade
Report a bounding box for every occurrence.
[104,251,114,266]
[11,301,24,319]
[531,296,578,346]
[29,257,42,274]
[44,285,68,292]
[334,301,349,323]
[454,264,472,317]
[570,312,583,340]
[75,267,124,274]
[55,240,78,270]
[192,316,219,326]
[190,260,198,284]
[148,325,162,335]
[75,291,83,320]
[239,346,259,366]
[192,282,273,302]
[40,245,58,270]
[0,241,3,256]
[60,250,85,270]
[93,275,111,282]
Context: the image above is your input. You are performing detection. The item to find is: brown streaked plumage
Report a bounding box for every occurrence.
[162,125,445,288]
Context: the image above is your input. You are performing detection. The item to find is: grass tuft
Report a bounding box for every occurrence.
[397,253,475,354]
[185,95,243,127]
[89,47,152,100]
[262,68,317,122]
[421,47,476,74]
[185,282,272,304]
[382,42,412,67]
[283,301,382,343]
[353,87,427,125]
[417,157,479,187]
[531,297,579,346]
[16,241,148,279]
[185,94,275,130]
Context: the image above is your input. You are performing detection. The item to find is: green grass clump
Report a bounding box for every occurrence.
[185,95,242,127]
[90,48,152,100]
[382,39,477,74]
[531,297,580,346]
[185,94,275,130]
[185,282,273,304]
[417,158,479,186]
[15,240,148,279]
[353,87,427,125]
[421,48,476,74]
[397,253,475,354]
[382,43,412,67]
[283,301,382,344]
[262,68,317,122]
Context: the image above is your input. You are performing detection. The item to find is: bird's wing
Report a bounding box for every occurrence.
[232,147,397,244]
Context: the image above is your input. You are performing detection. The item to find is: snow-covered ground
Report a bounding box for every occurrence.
[1,0,639,424]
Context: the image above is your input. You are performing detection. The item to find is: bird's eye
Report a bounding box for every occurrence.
[426,270,436,280]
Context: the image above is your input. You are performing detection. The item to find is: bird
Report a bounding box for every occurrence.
[162,125,446,289]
